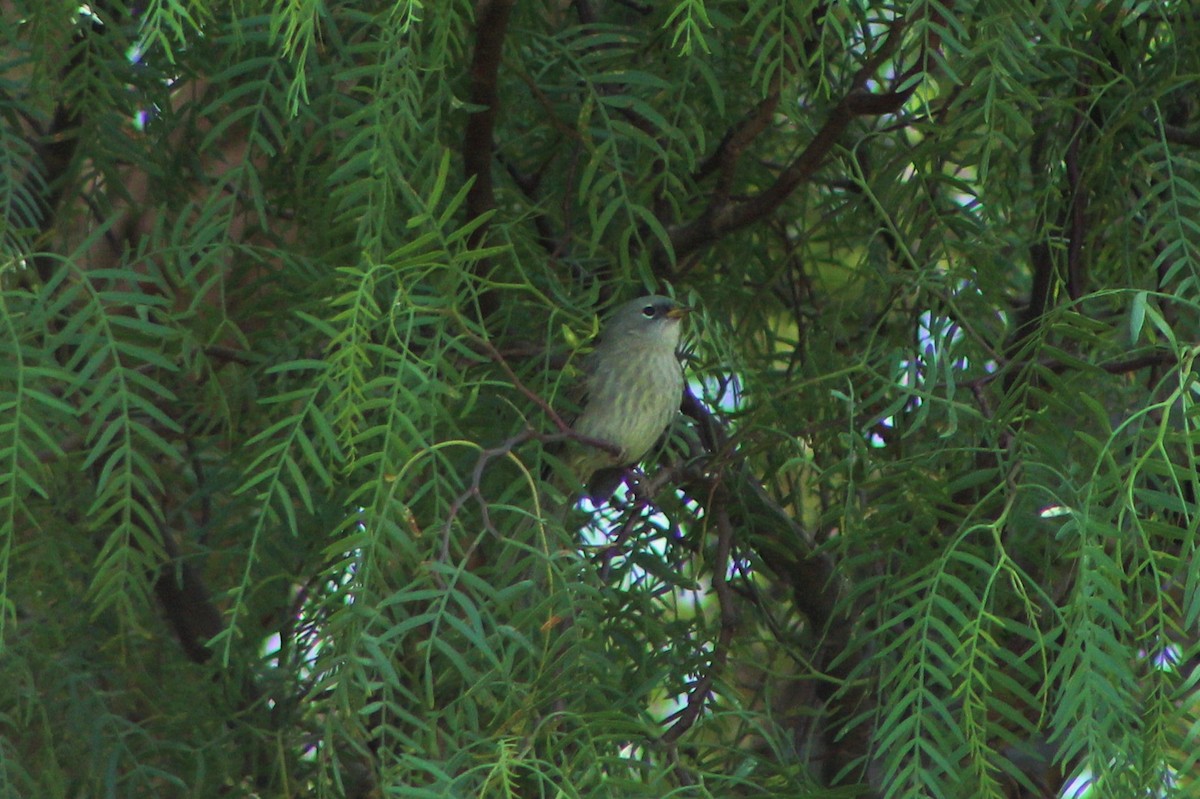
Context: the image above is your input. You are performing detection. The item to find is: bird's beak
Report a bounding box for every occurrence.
[666,305,692,320]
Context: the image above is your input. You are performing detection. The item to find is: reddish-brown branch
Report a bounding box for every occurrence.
[471,335,573,432]
[463,0,516,320]
[664,15,925,263]
[693,88,782,199]
[471,335,623,459]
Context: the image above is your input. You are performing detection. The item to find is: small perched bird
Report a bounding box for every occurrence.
[553,294,691,500]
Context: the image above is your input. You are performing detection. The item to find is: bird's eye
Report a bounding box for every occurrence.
[641,305,657,318]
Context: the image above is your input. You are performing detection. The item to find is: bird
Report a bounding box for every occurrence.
[550,294,691,501]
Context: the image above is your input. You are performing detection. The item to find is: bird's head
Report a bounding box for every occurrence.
[600,295,691,350]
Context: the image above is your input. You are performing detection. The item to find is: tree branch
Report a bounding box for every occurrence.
[1164,124,1200,148]
[663,15,924,263]
[463,0,516,320]
[154,528,225,664]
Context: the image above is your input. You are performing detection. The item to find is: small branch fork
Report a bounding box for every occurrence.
[440,337,625,555]
[661,11,933,265]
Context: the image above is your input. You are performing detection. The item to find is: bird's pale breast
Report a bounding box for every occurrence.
[575,345,683,466]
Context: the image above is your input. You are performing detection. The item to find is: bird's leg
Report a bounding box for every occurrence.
[621,467,649,503]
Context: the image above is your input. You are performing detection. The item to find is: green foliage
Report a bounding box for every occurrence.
[1,1,1199,797]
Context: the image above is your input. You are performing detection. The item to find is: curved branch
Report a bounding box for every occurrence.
[663,16,926,264]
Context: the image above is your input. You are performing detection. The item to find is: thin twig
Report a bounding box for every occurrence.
[470,334,622,459]
[441,429,535,562]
